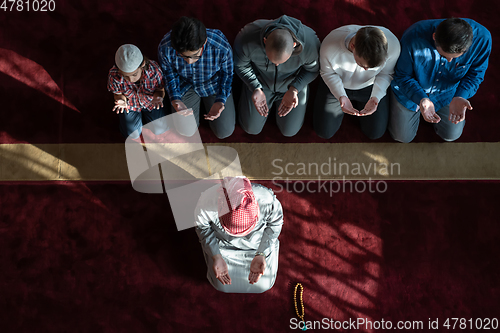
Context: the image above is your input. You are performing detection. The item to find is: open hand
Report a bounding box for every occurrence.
[252,89,269,117]
[204,102,225,121]
[213,254,231,285]
[339,96,360,116]
[172,99,193,116]
[420,98,440,123]
[449,97,472,124]
[248,254,266,284]
[359,97,379,116]
[113,99,129,114]
[152,96,164,109]
[278,87,298,117]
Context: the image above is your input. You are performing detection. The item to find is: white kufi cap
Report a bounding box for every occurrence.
[115,44,143,72]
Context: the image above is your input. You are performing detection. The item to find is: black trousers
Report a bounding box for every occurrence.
[313,80,389,140]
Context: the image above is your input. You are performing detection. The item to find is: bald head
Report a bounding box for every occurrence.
[264,29,295,66]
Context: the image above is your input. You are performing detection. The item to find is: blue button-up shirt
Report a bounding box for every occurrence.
[391,19,491,111]
[158,29,233,104]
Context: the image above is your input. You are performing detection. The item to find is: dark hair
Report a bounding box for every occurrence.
[266,29,294,56]
[435,18,473,53]
[171,16,207,53]
[354,27,388,68]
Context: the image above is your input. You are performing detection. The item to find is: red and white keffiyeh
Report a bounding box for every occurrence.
[217,177,259,236]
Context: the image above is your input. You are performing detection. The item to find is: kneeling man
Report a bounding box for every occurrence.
[195,177,283,293]
[390,18,491,142]
[314,25,400,139]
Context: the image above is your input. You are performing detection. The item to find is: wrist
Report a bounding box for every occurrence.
[288,86,298,94]
[114,93,127,102]
[255,252,265,257]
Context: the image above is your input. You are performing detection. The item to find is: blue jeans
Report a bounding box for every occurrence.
[118,107,169,139]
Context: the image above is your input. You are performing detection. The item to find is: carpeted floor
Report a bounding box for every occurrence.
[0,181,498,332]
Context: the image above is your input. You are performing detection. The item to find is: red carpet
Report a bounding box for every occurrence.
[1,0,499,143]
[0,181,498,332]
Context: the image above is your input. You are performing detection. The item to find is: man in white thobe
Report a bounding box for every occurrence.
[195,176,283,293]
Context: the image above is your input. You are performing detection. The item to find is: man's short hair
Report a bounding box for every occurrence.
[354,27,388,68]
[434,18,473,54]
[266,29,295,57]
[171,16,207,53]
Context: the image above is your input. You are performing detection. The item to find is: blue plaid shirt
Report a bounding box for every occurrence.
[158,29,233,104]
[391,19,491,111]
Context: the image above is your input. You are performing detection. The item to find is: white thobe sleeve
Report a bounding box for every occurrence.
[256,195,283,256]
[195,196,221,258]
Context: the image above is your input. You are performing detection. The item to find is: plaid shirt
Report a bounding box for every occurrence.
[158,29,233,104]
[107,60,164,112]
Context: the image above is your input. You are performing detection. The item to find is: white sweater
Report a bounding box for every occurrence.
[320,25,401,101]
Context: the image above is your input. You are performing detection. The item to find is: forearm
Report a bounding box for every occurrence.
[321,71,346,100]
[455,69,487,100]
[215,51,234,103]
[233,34,262,91]
[159,59,182,101]
[393,55,427,104]
[256,200,283,254]
[290,64,319,92]
[198,232,221,257]
[153,88,165,99]
[393,42,428,105]
[257,229,281,255]
[215,72,233,104]
[371,74,392,101]
[291,33,320,91]
[455,30,491,100]
[164,77,182,102]
[195,221,221,258]
[372,39,399,101]
[235,62,262,91]
[114,93,127,102]
[394,74,428,106]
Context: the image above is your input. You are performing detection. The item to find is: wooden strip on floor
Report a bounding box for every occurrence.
[0,142,499,181]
